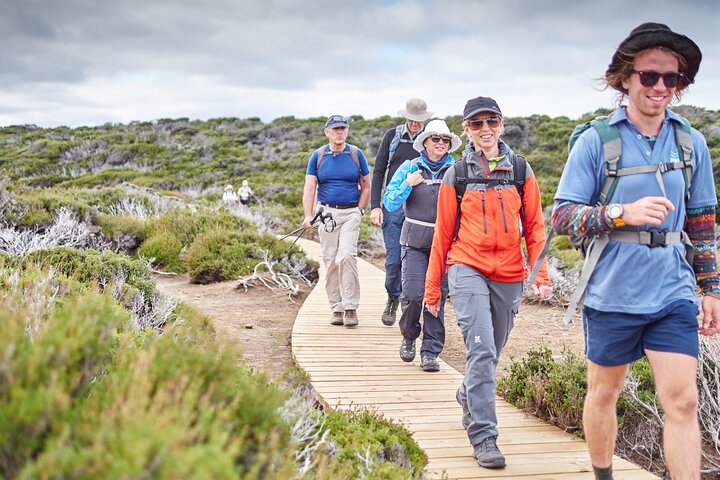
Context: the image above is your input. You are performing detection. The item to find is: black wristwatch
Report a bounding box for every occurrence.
[359,207,366,216]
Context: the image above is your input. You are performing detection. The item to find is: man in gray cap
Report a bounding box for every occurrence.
[370,98,433,326]
[552,23,718,480]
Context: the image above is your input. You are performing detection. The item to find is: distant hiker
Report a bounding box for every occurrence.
[222,184,238,206]
[302,115,370,328]
[238,179,253,205]
[424,96,552,469]
[382,119,460,372]
[552,23,718,480]
[371,98,433,327]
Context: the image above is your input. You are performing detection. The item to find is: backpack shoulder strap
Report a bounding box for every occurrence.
[589,117,622,205]
[453,159,468,203]
[672,116,694,200]
[512,153,527,198]
[348,144,362,177]
[388,124,404,155]
[314,146,328,172]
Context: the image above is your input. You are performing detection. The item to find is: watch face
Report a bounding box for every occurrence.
[609,204,621,218]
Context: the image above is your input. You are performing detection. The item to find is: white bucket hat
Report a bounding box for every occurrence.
[225,184,234,191]
[413,119,462,153]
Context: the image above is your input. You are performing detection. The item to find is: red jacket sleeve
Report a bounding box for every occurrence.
[424,182,458,305]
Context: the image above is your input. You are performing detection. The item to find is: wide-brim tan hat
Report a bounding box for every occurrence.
[398,98,433,122]
[413,119,462,153]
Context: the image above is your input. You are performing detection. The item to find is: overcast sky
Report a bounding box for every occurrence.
[1,0,718,127]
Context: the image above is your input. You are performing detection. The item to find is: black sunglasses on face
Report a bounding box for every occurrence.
[631,70,687,88]
[466,116,502,130]
[429,134,452,145]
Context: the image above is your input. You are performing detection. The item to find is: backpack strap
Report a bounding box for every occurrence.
[590,118,622,205]
[316,145,362,178]
[452,160,468,239]
[673,117,694,200]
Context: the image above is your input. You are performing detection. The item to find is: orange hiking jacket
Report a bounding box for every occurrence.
[424,143,550,306]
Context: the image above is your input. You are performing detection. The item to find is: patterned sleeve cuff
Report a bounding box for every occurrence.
[702,286,720,300]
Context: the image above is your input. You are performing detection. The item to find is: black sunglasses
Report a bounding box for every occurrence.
[466,116,502,130]
[631,70,688,88]
[429,134,452,145]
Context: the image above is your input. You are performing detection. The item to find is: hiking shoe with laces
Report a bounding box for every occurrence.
[473,437,506,469]
[456,389,472,429]
[343,310,358,327]
[399,337,416,362]
[420,354,440,372]
[381,295,400,326]
[330,311,344,326]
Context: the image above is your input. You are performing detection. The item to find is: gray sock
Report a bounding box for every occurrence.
[593,464,613,480]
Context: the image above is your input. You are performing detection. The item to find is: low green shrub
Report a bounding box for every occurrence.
[96,213,148,252]
[0,292,128,478]
[321,409,426,479]
[498,347,587,433]
[182,228,303,284]
[6,247,156,302]
[137,232,185,273]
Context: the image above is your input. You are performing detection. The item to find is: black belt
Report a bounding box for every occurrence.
[320,202,358,209]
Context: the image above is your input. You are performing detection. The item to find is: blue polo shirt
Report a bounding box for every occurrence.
[555,107,717,314]
[307,144,370,205]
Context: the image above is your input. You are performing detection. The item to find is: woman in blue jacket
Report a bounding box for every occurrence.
[383,119,461,372]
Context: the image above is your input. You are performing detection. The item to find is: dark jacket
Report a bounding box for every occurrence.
[370,125,420,210]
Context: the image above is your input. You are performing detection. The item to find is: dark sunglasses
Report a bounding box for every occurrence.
[631,70,687,88]
[429,134,452,145]
[466,116,502,130]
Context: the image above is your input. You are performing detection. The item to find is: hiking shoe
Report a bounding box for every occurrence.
[381,295,400,326]
[330,311,344,326]
[399,337,416,362]
[456,389,472,430]
[473,437,506,469]
[344,310,358,327]
[420,354,440,372]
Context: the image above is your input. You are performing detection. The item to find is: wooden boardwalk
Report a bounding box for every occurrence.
[291,238,658,479]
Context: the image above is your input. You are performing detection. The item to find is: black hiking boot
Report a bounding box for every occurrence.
[330,311,344,326]
[420,354,440,372]
[473,437,506,469]
[381,295,400,326]
[456,389,472,429]
[399,337,416,362]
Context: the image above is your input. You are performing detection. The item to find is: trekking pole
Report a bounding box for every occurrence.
[284,207,325,254]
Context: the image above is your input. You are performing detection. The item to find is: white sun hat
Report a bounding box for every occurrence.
[413,119,462,153]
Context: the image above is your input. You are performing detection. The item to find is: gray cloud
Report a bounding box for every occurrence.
[1,0,718,126]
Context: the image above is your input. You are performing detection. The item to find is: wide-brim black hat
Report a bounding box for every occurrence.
[606,22,702,84]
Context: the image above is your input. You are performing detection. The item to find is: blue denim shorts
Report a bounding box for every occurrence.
[583,299,699,366]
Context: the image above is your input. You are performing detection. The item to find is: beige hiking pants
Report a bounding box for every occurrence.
[317,207,361,312]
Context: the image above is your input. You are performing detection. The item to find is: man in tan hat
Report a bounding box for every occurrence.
[552,23,718,480]
[370,98,432,326]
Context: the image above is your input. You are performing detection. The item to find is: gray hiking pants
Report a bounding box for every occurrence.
[449,263,522,446]
[398,246,448,357]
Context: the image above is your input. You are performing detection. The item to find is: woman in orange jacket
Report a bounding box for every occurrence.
[424,96,552,469]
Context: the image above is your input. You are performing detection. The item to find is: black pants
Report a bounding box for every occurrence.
[398,246,448,356]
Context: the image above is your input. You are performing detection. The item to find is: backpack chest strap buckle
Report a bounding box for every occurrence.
[609,229,683,247]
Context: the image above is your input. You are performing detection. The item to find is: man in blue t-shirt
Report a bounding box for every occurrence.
[552,23,719,480]
[302,115,370,327]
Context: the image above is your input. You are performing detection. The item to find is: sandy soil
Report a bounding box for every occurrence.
[154,262,585,379]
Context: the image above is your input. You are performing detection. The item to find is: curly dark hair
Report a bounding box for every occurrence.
[603,47,689,104]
